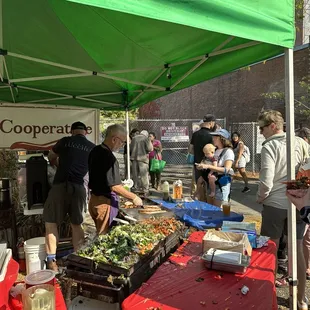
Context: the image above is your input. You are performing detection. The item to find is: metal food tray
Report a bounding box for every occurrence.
[201,252,250,274]
[119,197,175,221]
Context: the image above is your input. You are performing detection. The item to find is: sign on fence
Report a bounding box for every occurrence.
[160,126,189,142]
[0,105,99,150]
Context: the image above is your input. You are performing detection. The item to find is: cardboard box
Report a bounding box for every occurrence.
[202,230,252,257]
[222,221,257,248]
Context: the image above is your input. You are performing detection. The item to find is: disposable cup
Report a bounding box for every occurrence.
[222,201,231,216]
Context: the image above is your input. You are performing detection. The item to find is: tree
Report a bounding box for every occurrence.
[99,109,139,135]
[260,76,310,122]
[100,109,138,119]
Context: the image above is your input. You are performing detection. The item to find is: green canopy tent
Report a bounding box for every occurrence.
[0,1,298,307]
[0,0,294,109]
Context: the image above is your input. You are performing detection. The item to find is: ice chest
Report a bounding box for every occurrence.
[202,230,252,257]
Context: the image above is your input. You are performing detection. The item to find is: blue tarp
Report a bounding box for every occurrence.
[151,199,244,230]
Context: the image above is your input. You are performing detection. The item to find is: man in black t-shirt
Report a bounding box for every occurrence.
[188,114,216,183]
[88,124,143,235]
[43,121,95,272]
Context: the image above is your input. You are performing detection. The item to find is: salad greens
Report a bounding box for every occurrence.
[78,223,165,269]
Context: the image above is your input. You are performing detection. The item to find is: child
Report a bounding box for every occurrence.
[194,144,217,200]
[202,144,218,197]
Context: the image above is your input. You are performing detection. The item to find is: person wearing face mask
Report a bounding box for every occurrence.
[88,124,143,235]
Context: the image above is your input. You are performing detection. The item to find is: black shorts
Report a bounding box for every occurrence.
[43,182,86,225]
[261,205,306,240]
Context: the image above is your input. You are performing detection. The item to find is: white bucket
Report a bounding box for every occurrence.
[24,237,46,275]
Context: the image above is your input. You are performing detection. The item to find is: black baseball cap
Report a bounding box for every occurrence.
[203,114,216,122]
[71,121,87,131]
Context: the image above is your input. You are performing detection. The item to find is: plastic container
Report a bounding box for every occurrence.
[22,284,55,310]
[172,180,183,200]
[162,181,170,201]
[202,249,250,274]
[222,201,231,216]
[24,237,46,275]
[25,270,55,288]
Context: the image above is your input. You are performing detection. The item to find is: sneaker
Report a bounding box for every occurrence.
[47,259,59,273]
[242,187,250,193]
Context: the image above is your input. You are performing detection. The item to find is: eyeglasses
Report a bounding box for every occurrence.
[114,136,126,145]
[259,123,271,131]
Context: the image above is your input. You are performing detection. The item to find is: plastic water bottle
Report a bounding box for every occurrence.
[162,181,170,201]
[173,180,183,200]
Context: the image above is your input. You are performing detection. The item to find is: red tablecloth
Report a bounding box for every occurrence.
[122,232,277,310]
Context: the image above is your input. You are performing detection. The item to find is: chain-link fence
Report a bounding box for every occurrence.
[229,122,262,173]
[100,118,226,165]
[99,119,261,174]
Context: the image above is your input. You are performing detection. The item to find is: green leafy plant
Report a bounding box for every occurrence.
[261,76,310,119]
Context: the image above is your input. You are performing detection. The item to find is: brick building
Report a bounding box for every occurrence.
[139,44,309,127]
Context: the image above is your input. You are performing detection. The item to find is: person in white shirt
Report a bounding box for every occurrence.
[196,128,234,207]
[257,110,308,309]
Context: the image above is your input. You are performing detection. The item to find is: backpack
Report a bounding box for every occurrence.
[242,144,251,163]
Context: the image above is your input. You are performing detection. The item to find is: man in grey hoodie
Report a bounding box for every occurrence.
[130,130,153,194]
[257,110,309,308]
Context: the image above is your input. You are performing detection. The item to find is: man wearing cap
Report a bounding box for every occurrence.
[43,121,95,272]
[189,114,216,183]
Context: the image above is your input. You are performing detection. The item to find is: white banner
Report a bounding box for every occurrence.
[160,126,189,142]
[0,105,99,150]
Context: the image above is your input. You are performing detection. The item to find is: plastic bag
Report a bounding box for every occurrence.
[186,154,194,165]
[150,159,166,172]
[218,175,232,186]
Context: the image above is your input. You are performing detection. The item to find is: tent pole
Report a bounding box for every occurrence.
[10,72,91,83]
[130,68,167,104]
[285,48,297,310]
[0,0,3,80]
[125,109,130,180]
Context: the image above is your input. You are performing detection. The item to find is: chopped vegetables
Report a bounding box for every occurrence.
[285,176,310,189]
[78,218,183,269]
